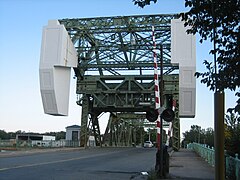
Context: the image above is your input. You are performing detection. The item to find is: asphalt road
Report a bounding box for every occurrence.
[0,147,156,180]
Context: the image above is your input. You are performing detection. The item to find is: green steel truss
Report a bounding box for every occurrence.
[59,14,178,76]
[59,14,180,150]
[102,113,172,147]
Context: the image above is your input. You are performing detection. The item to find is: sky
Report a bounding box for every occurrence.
[0,0,238,137]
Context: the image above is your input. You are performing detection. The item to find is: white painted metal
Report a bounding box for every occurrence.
[171,19,196,118]
[39,20,77,116]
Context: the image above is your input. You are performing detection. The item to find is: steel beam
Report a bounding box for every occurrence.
[59,14,181,148]
[80,95,89,147]
[59,14,178,77]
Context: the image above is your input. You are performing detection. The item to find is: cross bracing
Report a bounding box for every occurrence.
[59,14,178,76]
[59,14,180,150]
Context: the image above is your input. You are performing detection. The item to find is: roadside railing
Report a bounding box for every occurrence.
[226,153,240,180]
[187,142,240,180]
[0,139,17,150]
[0,139,80,150]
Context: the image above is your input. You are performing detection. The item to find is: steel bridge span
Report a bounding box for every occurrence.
[59,14,181,150]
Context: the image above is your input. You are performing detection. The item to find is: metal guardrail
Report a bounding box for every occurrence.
[0,139,81,149]
[187,142,240,180]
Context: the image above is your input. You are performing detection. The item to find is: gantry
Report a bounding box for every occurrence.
[59,14,181,150]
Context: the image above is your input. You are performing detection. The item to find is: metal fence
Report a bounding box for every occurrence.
[0,139,16,150]
[0,139,81,150]
[187,142,240,180]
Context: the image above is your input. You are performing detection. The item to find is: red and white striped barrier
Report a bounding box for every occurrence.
[152,27,160,110]
[152,26,161,150]
[166,99,176,146]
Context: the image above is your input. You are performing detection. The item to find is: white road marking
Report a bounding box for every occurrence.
[0,150,117,171]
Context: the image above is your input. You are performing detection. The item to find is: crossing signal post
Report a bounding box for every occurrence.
[152,28,175,177]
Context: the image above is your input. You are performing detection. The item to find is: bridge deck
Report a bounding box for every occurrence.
[0,147,215,179]
[168,148,215,180]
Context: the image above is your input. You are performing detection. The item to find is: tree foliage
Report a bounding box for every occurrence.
[136,126,146,145]
[225,111,240,155]
[42,131,66,140]
[182,125,214,147]
[133,0,157,8]
[133,0,240,112]
[0,130,10,140]
[203,127,214,147]
[180,0,240,113]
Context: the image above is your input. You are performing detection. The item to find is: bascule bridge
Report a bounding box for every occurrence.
[39,14,196,150]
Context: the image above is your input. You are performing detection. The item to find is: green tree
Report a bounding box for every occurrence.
[181,0,240,113]
[133,0,240,112]
[44,131,66,140]
[56,131,66,140]
[136,126,145,145]
[225,111,240,155]
[182,125,202,144]
[0,130,10,140]
[203,127,214,147]
[133,0,157,8]
[182,125,214,147]
[225,110,240,129]
[7,132,17,139]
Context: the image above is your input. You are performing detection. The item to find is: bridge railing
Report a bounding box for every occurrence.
[187,142,240,180]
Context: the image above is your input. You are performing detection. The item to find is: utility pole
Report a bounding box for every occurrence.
[212,1,225,179]
[214,92,225,180]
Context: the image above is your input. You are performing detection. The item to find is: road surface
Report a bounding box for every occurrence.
[0,147,156,180]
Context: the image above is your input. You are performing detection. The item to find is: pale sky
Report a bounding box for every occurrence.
[0,0,237,136]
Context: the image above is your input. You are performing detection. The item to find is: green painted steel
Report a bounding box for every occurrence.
[172,94,180,151]
[104,114,140,147]
[76,75,178,112]
[188,143,240,180]
[225,153,240,180]
[59,14,180,149]
[80,95,89,147]
[59,14,178,76]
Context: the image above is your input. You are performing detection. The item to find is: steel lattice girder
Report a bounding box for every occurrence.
[59,14,179,76]
[59,14,181,149]
[76,74,179,112]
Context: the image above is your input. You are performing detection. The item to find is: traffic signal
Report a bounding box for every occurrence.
[146,95,175,122]
[161,108,175,122]
[161,94,175,122]
[146,109,159,122]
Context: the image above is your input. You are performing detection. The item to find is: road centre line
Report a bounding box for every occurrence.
[0,150,118,171]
